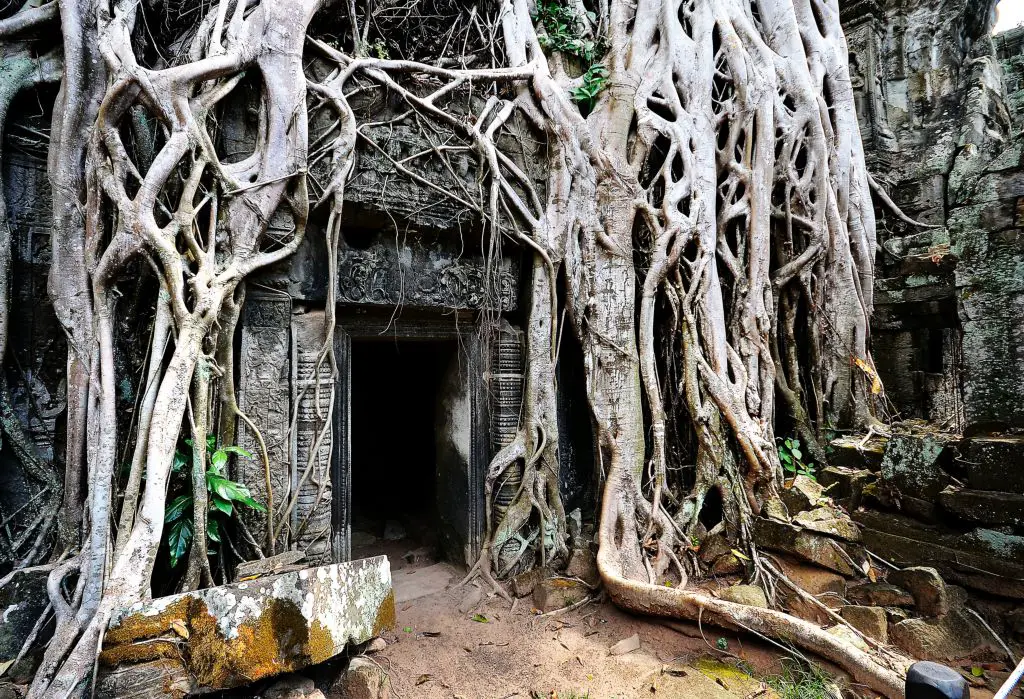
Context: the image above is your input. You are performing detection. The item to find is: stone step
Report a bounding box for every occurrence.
[960,436,1024,494]
[853,510,1024,599]
[937,487,1024,530]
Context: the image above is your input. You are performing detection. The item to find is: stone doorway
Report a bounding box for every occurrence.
[332,311,489,568]
[349,339,453,567]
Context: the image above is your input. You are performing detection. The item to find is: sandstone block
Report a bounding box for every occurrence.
[840,606,889,643]
[847,582,915,608]
[938,487,1024,529]
[98,557,395,696]
[533,578,590,612]
[888,567,949,617]
[335,657,390,699]
[718,585,768,609]
[962,436,1024,494]
[880,435,950,499]
[753,518,868,576]
[566,548,600,587]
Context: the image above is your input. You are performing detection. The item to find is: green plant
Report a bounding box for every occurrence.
[778,436,816,480]
[533,2,601,61]
[570,65,609,110]
[164,436,265,568]
[369,38,389,60]
[761,659,837,699]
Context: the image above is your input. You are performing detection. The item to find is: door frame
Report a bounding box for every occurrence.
[331,309,489,565]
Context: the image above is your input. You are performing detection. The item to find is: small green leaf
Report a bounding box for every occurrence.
[730,548,750,561]
[220,445,253,459]
[791,447,802,460]
[470,614,489,623]
[403,626,413,633]
[167,518,193,568]
[165,495,193,523]
[210,450,228,471]
[716,637,728,651]
[971,666,984,677]
[211,495,234,516]
[207,518,221,543]
[172,451,188,473]
[206,434,217,451]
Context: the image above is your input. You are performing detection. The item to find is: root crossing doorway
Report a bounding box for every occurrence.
[349,338,462,571]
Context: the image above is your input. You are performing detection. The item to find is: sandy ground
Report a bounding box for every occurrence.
[373,561,797,699]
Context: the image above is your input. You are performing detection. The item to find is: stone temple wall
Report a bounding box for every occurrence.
[834,1,1024,644]
[842,0,1024,433]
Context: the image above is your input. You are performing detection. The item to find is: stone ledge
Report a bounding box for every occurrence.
[97,557,394,697]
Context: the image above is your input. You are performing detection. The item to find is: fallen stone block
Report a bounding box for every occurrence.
[511,567,547,598]
[753,518,868,576]
[97,557,394,697]
[854,509,1024,598]
[533,577,590,612]
[718,584,768,609]
[609,633,641,656]
[847,582,915,608]
[888,567,949,617]
[840,606,888,643]
[565,547,600,587]
[818,466,874,509]
[962,436,1024,494]
[781,475,826,514]
[792,505,862,542]
[880,434,950,500]
[829,435,886,472]
[937,488,1024,530]
[333,657,390,699]
[890,609,1000,662]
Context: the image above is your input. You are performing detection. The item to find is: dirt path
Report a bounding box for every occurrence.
[372,563,795,699]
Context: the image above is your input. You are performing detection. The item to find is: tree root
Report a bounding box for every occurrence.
[600,563,907,698]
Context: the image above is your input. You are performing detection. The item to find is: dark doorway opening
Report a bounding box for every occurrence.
[350,339,456,569]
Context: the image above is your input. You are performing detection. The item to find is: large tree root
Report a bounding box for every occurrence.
[601,566,906,698]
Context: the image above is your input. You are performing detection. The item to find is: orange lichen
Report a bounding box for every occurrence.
[373,589,397,635]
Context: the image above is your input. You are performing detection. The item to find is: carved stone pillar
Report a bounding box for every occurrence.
[290,310,334,565]
[488,320,524,515]
[237,291,292,554]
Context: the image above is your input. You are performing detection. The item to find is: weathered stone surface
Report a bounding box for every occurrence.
[826,624,870,652]
[511,567,547,598]
[888,567,949,617]
[0,568,47,664]
[95,659,193,699]
[792,506,862,542]
[890,610,1000,662]
[854,509,1024,598]
[818,467,874,509]
[841,606,889,643]
[753,518,868,576]
[698,531,732,565]
[781,475,825,514]
[710,553,745,576]
[235,550,307,582]
[334,656,390,699]
[718,584,768,609]
[774,558,847,598]
[533,578,590,612]
[938,487,1024,529]
[98,558,394,695]
[237,292,292,550]
[961,436,1024,494]
[263,674,316,699]
[847,582,915,608]
[291,311,334,565]
[880,434,950,499]
[565,548,600,587]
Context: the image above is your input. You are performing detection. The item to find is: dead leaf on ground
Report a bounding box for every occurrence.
[416,673,433,686]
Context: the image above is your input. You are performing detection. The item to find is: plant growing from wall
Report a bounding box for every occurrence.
[163,438,265,569]
[778,437,816,481]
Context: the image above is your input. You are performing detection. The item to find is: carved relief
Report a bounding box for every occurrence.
[237,292,292,551]
[337,234,518,311]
